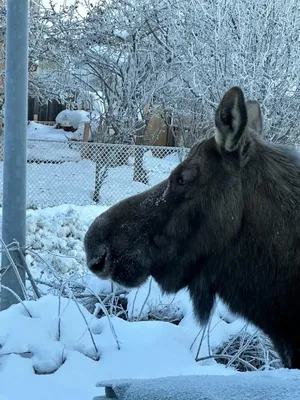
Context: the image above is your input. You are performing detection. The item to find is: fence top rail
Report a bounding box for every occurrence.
[22,138,191,151]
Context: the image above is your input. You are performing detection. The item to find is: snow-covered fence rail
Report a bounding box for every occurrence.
[0,138,189,209]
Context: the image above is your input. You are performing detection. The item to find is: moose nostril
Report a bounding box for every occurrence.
[88,248,107,273]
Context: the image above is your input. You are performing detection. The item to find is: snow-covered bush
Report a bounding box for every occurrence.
[214,331,281,372]
[25,207,91,283]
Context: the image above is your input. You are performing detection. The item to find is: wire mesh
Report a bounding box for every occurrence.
[0,138,190,208]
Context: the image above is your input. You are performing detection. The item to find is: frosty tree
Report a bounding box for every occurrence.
[29,0,171,144]
[29,0,300,146]
[179,0,300,144]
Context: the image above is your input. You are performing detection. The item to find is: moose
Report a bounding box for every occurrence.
[84,86,300,369]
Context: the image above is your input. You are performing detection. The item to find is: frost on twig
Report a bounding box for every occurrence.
[213,331,281,371]
[0,237,29,301]
[0,285,32,317]
[64,282,100,360]
[193,325,281,372]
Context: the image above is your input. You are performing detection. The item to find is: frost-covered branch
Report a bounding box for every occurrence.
[27,0,300,145]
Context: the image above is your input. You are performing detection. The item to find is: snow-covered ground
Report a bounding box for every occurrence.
[0,204,282,399]
[27,121,73,141]
[0,295,238,400]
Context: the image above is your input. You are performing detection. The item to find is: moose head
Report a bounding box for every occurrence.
[84,86,300,369]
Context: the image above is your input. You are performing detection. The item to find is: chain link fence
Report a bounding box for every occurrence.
[0,138,190,208]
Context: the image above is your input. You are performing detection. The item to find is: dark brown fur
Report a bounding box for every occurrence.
[84,87,300,369]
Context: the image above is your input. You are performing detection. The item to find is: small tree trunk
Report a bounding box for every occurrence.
[93,162,108,203]
[133,136,148,184]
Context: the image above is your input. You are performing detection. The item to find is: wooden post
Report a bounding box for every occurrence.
[81,122,91,160]
[83,122,90,142]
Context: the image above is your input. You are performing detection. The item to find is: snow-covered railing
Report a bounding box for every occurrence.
[93,373,300,400]
[0,138,189,209]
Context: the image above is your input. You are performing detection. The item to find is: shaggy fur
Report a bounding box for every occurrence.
[84,87,300,369]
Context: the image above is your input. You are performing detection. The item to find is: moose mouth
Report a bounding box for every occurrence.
[88,247,111,280]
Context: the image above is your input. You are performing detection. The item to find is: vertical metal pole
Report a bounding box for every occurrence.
[1,0,29,310]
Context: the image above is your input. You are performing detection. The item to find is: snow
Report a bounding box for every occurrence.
[28,112,96,143]
[114,29,131,40]
[55,109,100,139]
[27,139,82,163]
[0,295,235,400]
[27,121,73,141]
[55,109,90,130]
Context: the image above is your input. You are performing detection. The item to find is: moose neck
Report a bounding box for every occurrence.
[205,139,300,331]
[243,140,300,244]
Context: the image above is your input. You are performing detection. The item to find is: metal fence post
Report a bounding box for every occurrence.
[1,0,29,310]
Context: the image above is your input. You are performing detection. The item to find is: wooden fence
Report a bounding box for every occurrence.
[28,96,66,123]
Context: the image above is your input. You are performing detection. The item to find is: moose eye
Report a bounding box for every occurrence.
[177,176,186,186]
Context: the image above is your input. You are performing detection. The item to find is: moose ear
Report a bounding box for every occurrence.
[215,87,248,152]
[245,100,263,135]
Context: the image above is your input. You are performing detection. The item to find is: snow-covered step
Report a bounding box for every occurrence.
[94,372,300,399]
